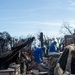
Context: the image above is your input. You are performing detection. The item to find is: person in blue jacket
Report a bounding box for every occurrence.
[33,46,43,64]
[49,41,58,52]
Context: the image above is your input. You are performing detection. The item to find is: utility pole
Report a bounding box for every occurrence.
[40,32,43,48]
[40,32,45,56]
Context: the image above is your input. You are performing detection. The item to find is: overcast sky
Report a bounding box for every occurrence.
[0,0,75,38]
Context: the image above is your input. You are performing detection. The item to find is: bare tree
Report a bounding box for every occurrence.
[60,22,74,35]
[0,31,12,54]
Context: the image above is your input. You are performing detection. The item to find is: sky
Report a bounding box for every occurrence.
[0,0,75,38]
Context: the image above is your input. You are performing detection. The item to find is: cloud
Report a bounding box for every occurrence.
[0,17,21,20]
[63,20,75,28]
[69,20,75,27]
[69,0,75,5]
[10,21,62,26]
[67,7,75,10]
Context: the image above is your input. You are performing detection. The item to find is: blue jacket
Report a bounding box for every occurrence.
[49,43,58,52]
[33,47,43,64]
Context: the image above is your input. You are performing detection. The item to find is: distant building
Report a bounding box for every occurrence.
[64,34,75,46]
